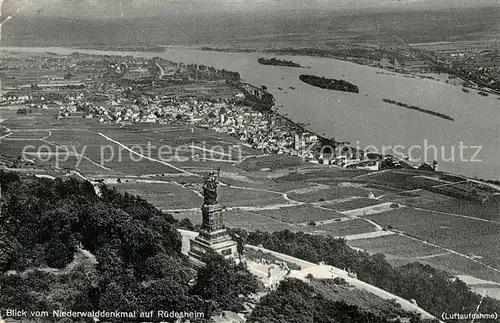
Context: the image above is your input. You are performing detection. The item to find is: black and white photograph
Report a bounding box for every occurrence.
[0,0,499,322]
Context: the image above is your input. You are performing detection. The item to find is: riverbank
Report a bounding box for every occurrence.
[76,45,165,52]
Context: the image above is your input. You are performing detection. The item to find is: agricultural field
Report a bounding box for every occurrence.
[110,157,184,175]
[321,198,383,212]
[358,170,499,204]
[367,207,500,268]
[421,198,500,221]
[41,128,94,145]
[348,234,500,283]
[101,125,256,161]
[111,180,201,210]
[267,181,314,193]
[348,234,444,259]
[286,184,374,203]
[419,253,500,284]
[280,168,372,183]
[237,154,304,171]
[95,126,255,174]
[170,158,242,174]
[4,113,94,130]
[305,218,377,237]
[254,204,343,224]
[359,170,447,191]
[4,130,51,139]
[77,158,122,176]
[46,129,188,175]
[223,209,294,232]
[426,184,487,203]
[0,108,263,178]
[0,139,47,158]
[218,186,289,208]
[381,189,455,207]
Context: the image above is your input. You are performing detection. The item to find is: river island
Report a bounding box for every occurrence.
[299,74,359,93]
[258,57,302,68]
[382,98,454,121]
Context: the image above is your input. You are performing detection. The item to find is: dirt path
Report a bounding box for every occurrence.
[97,132,197,176]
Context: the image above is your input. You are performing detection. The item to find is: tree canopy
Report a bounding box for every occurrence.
[0,172,258,322]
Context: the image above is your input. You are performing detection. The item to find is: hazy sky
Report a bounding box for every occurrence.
[2,0,499,18]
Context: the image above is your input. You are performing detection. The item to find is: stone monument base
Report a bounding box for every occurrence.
[188,203,238,261]
[188,230,238,260]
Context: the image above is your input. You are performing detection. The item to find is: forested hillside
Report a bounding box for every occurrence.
[249,278,433,323]
[0,171,258,321]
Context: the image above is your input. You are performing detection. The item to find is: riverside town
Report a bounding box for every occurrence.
[0,1,500,323]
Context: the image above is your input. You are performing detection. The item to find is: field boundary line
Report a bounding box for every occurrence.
[97,132,197,176]
[354,169,391,179]
[41,139,124,175]
[410,206,500,225]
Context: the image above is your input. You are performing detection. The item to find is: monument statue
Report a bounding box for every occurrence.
[203,168,219,205]
[189,167,237,261]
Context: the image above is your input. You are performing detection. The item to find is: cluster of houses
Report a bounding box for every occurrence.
[194,102,318,156]
[1,93,53,109]
[65,92,319,157]
[0,94,34,106]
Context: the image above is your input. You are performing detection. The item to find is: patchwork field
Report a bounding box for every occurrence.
[223,209,294,232]
[366,207,500,268]
[348,234,445,258]
[5,130,50,139]
[421,198,500,221]
[111,180,201,210]
[100,126,256,166]
[359,170,445,189]
[321,198,384,212]
[254,204,343,224]
[77,158,122,176]
[380,189,455,207]
[348,234,500,283]
[306,218,378,237]
[0,139,48,158]
[238,154,304,172]
[218,186,289,208]
[268,181,314,193]
[420,253,500,284]
[280,169,372,183]
[287,184,372,203]
[0,109,262,177]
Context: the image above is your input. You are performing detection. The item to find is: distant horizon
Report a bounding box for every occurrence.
[1,4,497,49]
[1,0,499,19]
[14,4,500,19]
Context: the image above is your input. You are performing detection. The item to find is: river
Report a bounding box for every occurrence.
[1,46,499,180]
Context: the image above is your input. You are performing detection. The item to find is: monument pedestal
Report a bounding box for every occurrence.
[188,204,237,260]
